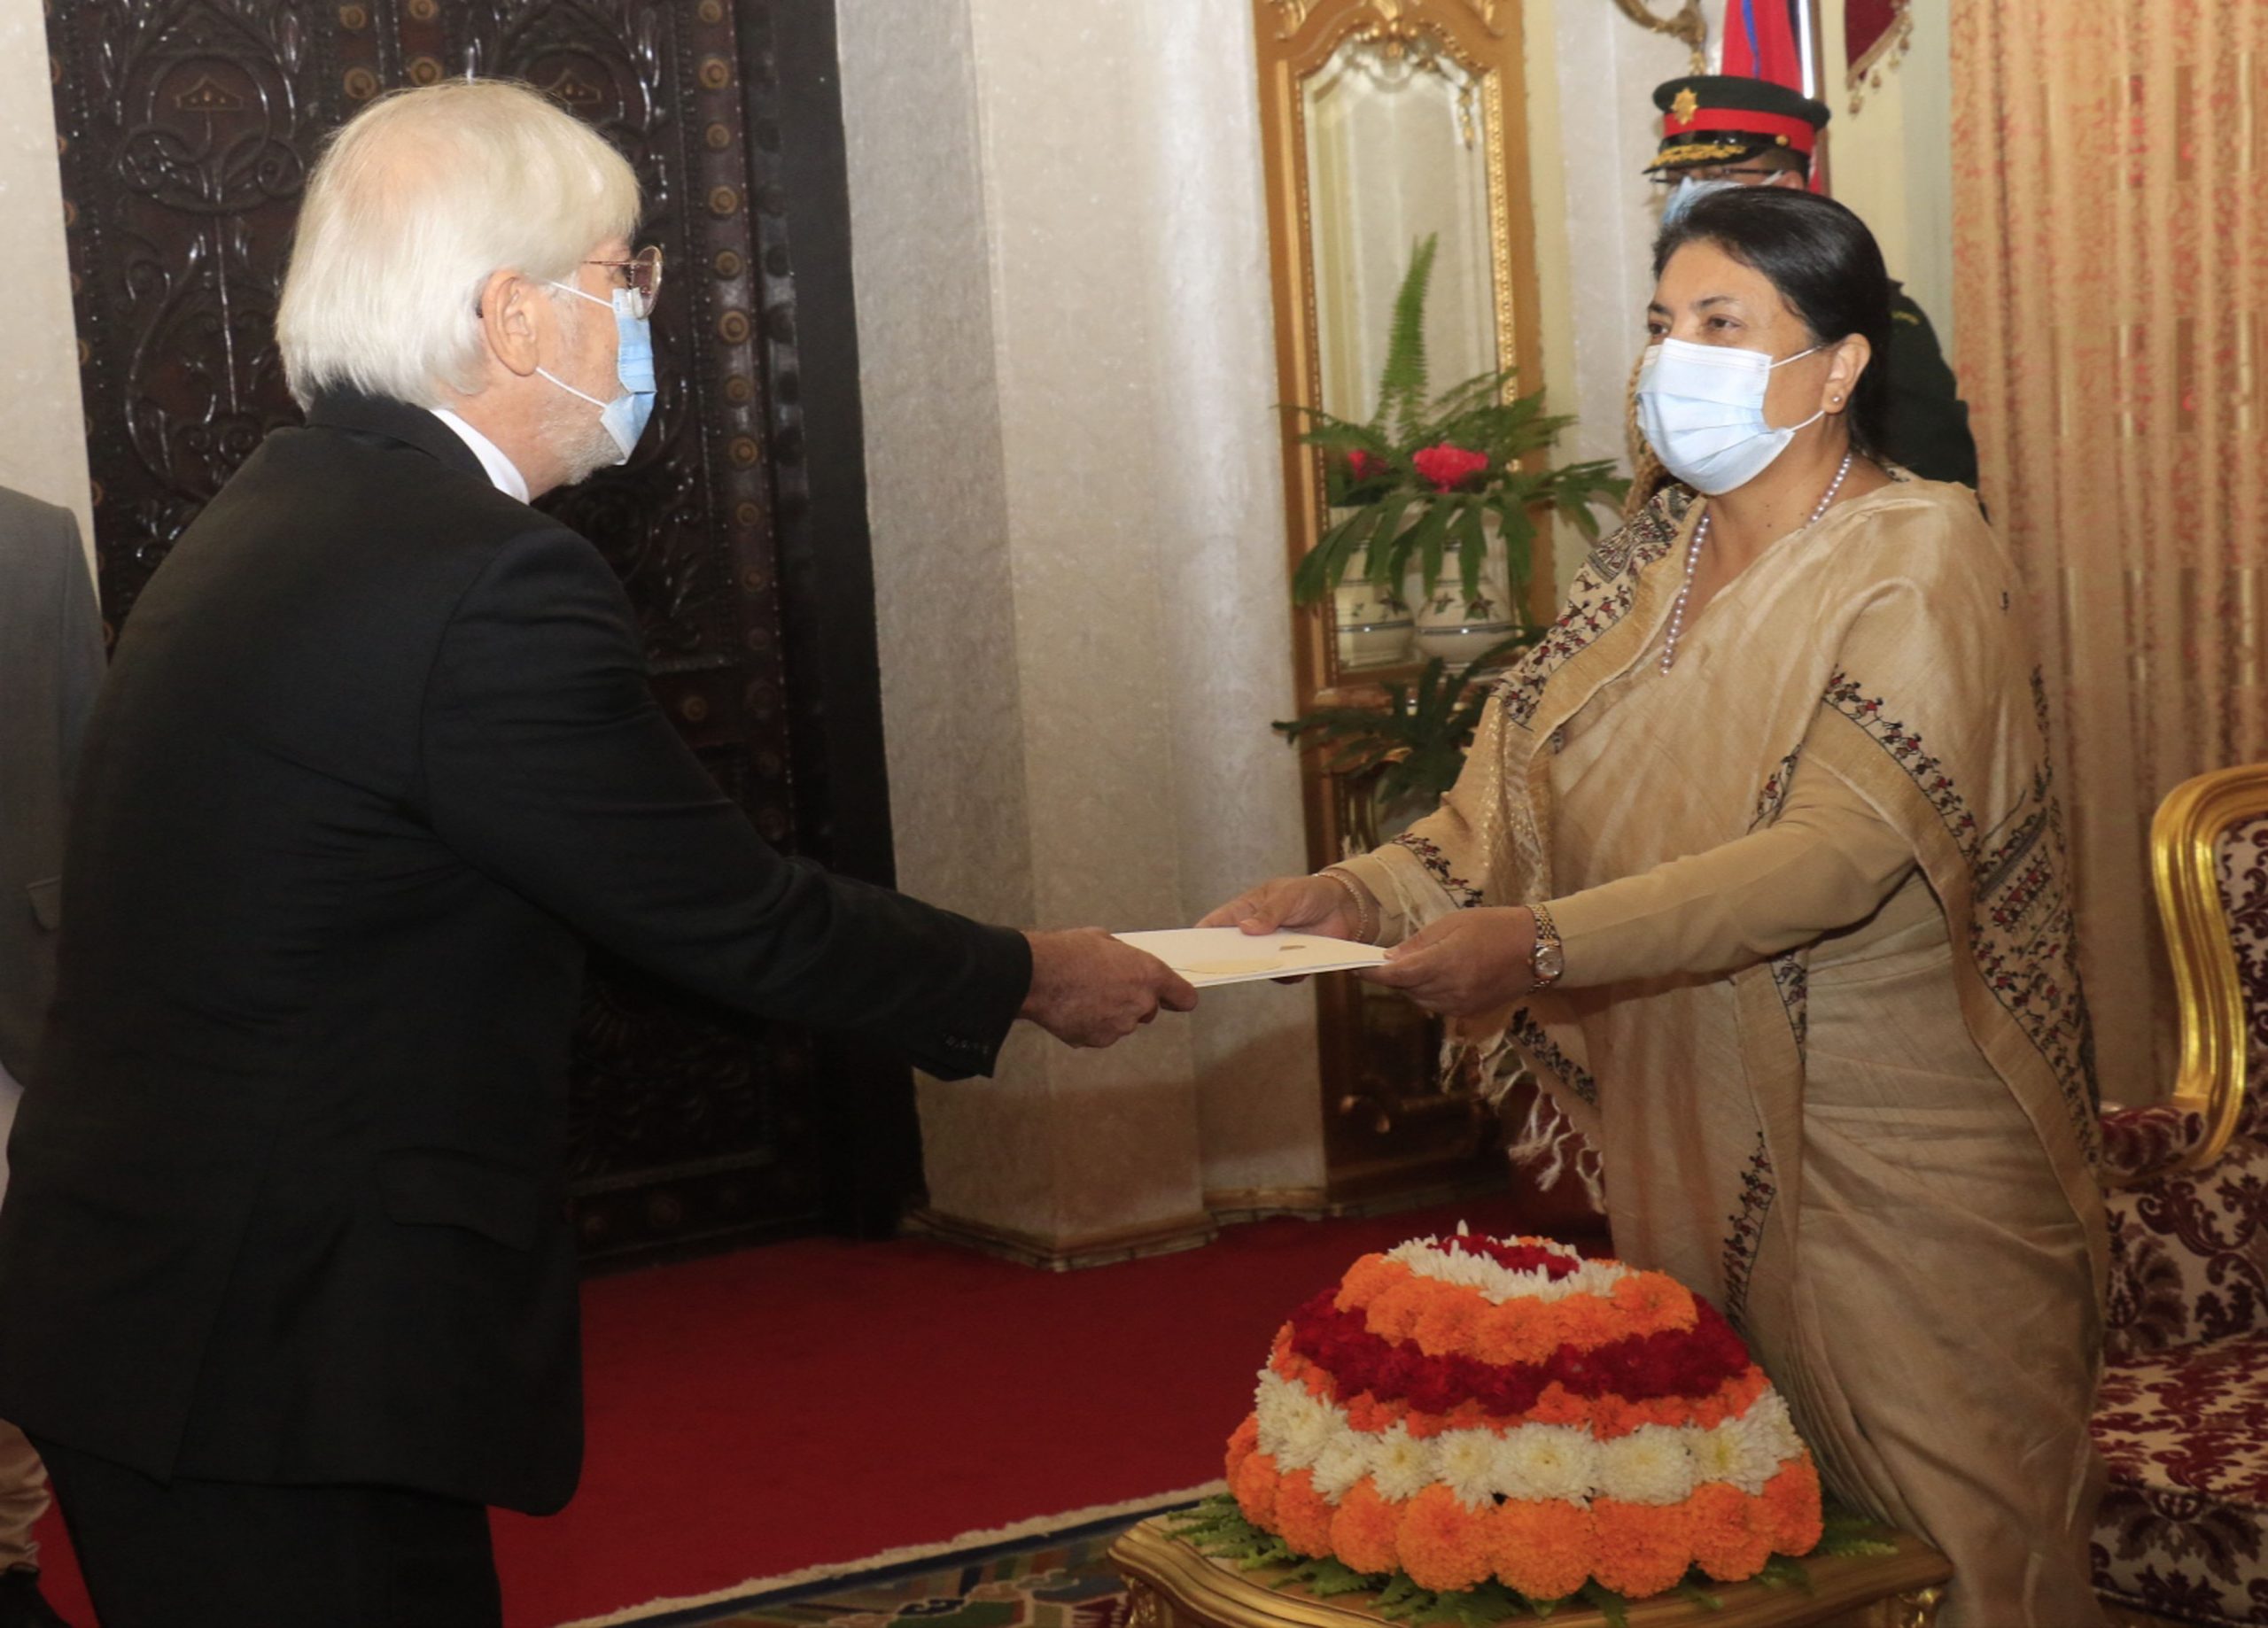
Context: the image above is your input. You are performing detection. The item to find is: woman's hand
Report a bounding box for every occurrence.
[1362,906,1538,1016]
[1197,873,1366,941]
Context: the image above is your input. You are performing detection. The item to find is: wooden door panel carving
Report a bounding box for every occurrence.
[49,0,888,1261]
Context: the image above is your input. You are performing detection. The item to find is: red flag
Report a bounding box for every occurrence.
[1719,0,1822,190]
[1720,0,1804,88]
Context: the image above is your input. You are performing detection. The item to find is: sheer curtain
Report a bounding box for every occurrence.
[1951,0,2268,1097]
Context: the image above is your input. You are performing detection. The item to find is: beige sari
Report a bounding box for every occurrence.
[1337,478,2108,1628]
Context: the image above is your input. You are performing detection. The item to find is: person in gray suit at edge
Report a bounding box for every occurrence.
[0,486,101,1628]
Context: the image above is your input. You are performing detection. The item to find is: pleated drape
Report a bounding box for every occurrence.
[1952,0,2268,1097]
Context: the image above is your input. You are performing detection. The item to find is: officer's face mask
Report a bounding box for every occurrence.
[536,283,657,465]
[1635,337,1827,495]
[1660,175,1738,226]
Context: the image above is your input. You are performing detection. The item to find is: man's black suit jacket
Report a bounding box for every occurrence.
[0,393,1031,1515]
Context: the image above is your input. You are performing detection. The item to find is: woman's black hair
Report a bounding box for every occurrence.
[1652,187,1894,459]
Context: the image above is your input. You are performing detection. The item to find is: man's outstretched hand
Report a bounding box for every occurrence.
[1020,929,1199,1048]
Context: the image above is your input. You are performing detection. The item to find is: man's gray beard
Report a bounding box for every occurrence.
[538,293,624,488]
[538,388,624,489]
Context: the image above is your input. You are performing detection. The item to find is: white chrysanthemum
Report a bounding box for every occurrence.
[1253,1371,1303,1454]
[1722,1390,1802,1494]
[1596,1423,1697,1506]
[1743,1391,1804,1461]
[1272,1389,1338,1472]
[1311,1434,1371,1500]
[1379,1233,1614,1314]
[1566,1260,1630,1300]
[1435,1429,1502,1510]
[1687,1422,1747,1485]
[1366,1423,1434,1502]
[1388,1235,1621,1305]
[1489,1423,1596,1504]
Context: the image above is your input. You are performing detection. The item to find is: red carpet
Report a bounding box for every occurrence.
[26,1192,1561,1626]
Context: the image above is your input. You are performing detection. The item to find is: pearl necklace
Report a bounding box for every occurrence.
[1658,449,1855,675]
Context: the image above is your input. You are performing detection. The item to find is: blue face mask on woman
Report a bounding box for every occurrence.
[1635,337,1826,495]
[537,283,656,463]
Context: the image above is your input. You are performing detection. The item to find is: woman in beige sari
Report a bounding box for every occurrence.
[1207,189,2106,1627]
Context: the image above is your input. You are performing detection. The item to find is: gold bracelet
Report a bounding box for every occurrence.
[1316,867,1379,945]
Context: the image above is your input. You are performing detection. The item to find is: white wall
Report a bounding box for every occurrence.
[839,0,1324,1250]
[0,0,93,570]
[1524,0,1696,597]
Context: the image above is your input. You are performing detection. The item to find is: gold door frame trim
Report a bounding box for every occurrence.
[2148,761,2268,1173]
[1252,0,1549,864]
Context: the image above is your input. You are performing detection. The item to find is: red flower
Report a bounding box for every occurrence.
[1286,1286,1750,1420]
[1411,443,1488,492]
[1445,1235,1580,1278]
[1347,450,1388,482]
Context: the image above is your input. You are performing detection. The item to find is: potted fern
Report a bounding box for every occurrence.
[1274,633,1531,850]
[1291,234,1626,661]
[1280,235,1626,839]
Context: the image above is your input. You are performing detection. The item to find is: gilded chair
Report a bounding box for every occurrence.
[2093,763,2268,1625]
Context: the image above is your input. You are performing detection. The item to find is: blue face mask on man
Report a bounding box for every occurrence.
[1660,174,1738,227]
[537,281,656,463]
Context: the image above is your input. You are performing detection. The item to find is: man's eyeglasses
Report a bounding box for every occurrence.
[1651,165,1786,186]
[585,244,664,319]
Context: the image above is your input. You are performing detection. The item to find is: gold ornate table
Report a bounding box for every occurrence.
[1107,1517,1953,1628]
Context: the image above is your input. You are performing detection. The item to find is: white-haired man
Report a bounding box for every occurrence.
[0,80,1193,1626]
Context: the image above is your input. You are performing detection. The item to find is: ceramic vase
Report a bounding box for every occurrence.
[1409,532,1516,667]
[1332,572,1413,669]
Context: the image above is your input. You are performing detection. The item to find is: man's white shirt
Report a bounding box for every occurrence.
[431,408,532,502]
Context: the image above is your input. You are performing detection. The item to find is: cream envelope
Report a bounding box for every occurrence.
[1111,927,1389,988]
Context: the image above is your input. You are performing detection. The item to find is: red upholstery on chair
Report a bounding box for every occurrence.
[2096,1330,2268,1625]
[2093,810,2268,1624]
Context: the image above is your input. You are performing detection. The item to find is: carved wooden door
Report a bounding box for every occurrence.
[47,0,911,1261]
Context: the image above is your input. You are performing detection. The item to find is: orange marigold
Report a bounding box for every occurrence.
[1485,1497,1596,1601]
[1395,1485,1495,1593]
[1471,1299,1562,1368]
[1363,1278,1434,1344]
[1411,1289,1485,1356]
[1526,1382,1589,1428]
[1549,1294,1625,1351]
[1401,1407,1460,1440]
[1225,1414,1261,1484]
[1588,1498,1696,1599]
[1335,1253,1406,1312]
[1343,1393,1402,1433]
[1627,1393,1692,1430]
[1685,1367,1772,1430]
[1684,1481,1772,1582]
[1274,1468,1338,1559]
[1609,1270,1698,1336]
[1758,1455,1823,1554]
[1329,1477,1402,1576]
[1232,1451,1280,1529]
[1587,1393,1645,1441]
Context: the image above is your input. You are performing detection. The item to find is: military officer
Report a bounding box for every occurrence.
[1643,74,1977,488]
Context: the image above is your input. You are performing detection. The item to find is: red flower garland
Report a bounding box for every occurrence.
[1285,1290,1750,1418]
[1441,1236,1580,1278]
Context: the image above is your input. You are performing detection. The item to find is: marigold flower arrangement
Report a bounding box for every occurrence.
[1219,1230,1823,1606]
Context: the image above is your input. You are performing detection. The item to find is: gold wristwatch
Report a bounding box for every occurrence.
[1528,902,1565,989]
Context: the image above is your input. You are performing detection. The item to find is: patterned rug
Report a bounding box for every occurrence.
[567,1488,1216,1628]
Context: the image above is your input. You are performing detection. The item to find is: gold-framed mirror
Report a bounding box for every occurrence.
[1251,0,1549,1199]
[1254,0,1549,709]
